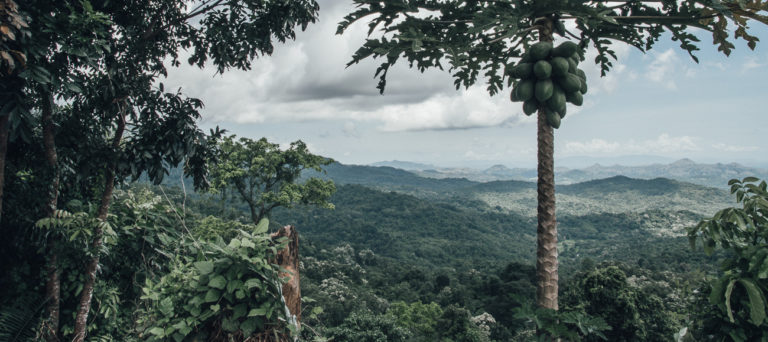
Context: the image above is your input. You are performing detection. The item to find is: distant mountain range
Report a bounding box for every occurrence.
[280,168,731,273]
[370,158,768,188]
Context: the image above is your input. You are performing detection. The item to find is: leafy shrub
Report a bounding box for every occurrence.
[326,310,410,342]
[512,303,610,341]
[686,177,768,341]
[138,219,296,341]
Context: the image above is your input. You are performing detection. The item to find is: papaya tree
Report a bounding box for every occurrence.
[337,0,768,322]
[209,135,336,226]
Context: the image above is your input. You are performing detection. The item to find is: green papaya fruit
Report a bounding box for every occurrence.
[516,79,535,101]
[510,88,521,102]
[550,57,569,77]
[576,68,587,80]
[558,73,582,93]
[552,41,578,57]
[529,41,553,61]
[545,109,561,129]
[579,77,588,94]
[547,84,566,115]
[535,79,554,102]
[511,62,534,79]
[523,99,538,116]
[566,91,583,106]
[568,58,577,73]
[533,60,552,79]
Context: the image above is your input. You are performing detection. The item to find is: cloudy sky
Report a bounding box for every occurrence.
[164,0,768,169]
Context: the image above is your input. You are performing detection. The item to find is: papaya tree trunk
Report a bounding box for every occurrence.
[536,19,558,311]
[71,110,126,342]
[40,88,61,342]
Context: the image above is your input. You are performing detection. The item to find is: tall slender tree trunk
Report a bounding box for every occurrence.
[71,110,126,342]
[535,19,558,311]
[40,88,62,342]
[0,112,8,222]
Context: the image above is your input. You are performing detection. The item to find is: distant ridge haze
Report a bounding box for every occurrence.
[368,158,768,188]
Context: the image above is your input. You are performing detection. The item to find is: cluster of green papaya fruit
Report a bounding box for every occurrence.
[508,41,588,129]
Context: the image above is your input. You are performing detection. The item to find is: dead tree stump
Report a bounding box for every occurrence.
[270,225,301,328]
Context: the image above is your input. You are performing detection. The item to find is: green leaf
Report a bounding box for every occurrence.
[255,218,269,234]
[194,261,214,275]
[240,318,260,336]
[208,275,227,290]
[725,279,737,323]
[737,278,766,325]
[148,327,165,337]
[203,289,220,303]
[232,303,247,319]
[244,278,262,289]
[248,307,267,317]
[759,259,768,279]
[159,297,174,317]
[743,177,760,183]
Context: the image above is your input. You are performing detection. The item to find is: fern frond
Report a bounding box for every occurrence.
[0,296,46,342]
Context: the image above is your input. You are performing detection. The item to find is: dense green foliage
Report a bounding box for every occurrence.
[139,219,294,341]
[0,0,321,340]
[210,135,336,225]
[685,177,768,341]
[0,157,747,341]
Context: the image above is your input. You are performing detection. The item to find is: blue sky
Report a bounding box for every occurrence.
[165,0,768,169]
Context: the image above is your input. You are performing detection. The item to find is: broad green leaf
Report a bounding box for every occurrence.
[244,278,262,289]
[743,177,760,183]
[255,218,269,234]
[226,279,244,294]
[203,289,220,303]
[232,303,247,319]
[148,327,165,337]
[159,297,174,317]
[737,278,766,325]
[248,307,267,317]
[221,317,239,332]
[208,275,227,290]
[240,318,260,336]
[193,261,214,275]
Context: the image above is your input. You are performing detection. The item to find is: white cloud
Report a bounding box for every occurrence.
[645,49,680,90]
[564,134,699,155]
[712,143,759,152]
[565,139,621,154]
[742,56,765,72]
[579,43,632,95]
[373,87,522,131]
